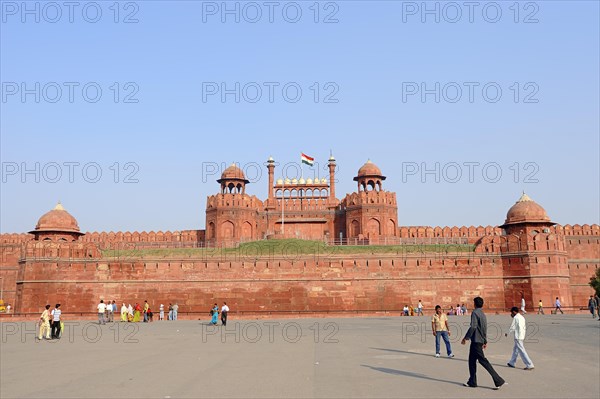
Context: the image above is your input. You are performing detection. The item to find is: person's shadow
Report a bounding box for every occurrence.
[361,365,498,390]
[371,347,466,362]
[370,347,509,369]
[361,365,465,387]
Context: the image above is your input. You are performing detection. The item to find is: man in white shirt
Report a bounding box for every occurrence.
[106,300,113,323]
[505,307,534,370]
[97,300,107,325]
[51,304,62,339]
[416,300,423,316]
[221,302,230,326]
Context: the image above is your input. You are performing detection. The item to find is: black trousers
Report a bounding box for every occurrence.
[468,342,504,387]
[221,311,228,326]
[51,321,61,339]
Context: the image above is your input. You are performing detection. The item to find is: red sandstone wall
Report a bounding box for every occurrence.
[563,231,600,309]
[567,264,598,308]
[0,238,29,307]
[15,254,508,315]
[3,224,599,316]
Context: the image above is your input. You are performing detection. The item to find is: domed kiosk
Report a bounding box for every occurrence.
[29,202,84,242]
[353,160,386,192]
[217,163,250,194]
[500,193,555,235]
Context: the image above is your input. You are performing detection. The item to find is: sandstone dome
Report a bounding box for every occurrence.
[357,160,383,177]
[220,163,246,180]
[30,203,82,234]
[504,193,551,225]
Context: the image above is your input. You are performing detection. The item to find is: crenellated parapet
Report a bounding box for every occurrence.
[399,225,502,242]
[80,230,205,245]
[474,231,567,254]
[341,190,397,208]
[554,224,600,236]
[206,193,264,210]
[0,233,34,244]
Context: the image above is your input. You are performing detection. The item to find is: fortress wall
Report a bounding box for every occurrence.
[564,235,600,260]
[0,239,28,307]
[16,254,506,315]
[563,232,600,307]
[568,263,599,307]
[5,225,599,316]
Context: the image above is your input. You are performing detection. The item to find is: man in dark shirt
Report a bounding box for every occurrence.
[461,296,506,390]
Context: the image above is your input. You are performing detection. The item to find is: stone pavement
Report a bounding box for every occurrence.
[1,314,599,398]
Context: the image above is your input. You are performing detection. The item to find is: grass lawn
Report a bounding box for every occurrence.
[101,239,475,259]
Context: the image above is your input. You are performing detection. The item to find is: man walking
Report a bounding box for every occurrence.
[50,304,62,339]
[520,295,527,314]
[221,302,229,326]
[97,299,106,325]
[172,303,179,320]
[106,300,113,323]
[38,304,51,341]
[554,297,564,314]
[416,300,423,316]
[588,296,597,318]
[537,299,544,315]
[461,297,506,390]
[112,301,118,321]
[505,307,534,370]
[432,305,454,358]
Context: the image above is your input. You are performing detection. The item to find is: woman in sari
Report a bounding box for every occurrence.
[210,304,219,325]
[133,303,141,322]
[127,304,134,322]
[120,303,128,322]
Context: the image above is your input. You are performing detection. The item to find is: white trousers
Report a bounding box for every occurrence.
[509,339,534,368]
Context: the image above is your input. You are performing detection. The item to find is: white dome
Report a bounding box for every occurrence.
[299,178,306,184]
[285,178,291,184]
[321,178,327,184]
[306,178,313,184]
[276,178,283,185]
[291,178,298,184]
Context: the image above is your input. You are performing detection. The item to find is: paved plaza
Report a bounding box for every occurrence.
[1,314,599,398]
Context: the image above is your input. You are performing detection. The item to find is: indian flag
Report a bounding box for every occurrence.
[301,153,314,166]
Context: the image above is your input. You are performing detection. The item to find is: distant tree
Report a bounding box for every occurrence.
[590,268,600,296]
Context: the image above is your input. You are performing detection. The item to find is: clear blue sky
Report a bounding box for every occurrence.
[1,0,599,233]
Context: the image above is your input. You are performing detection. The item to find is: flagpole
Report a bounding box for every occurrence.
[281,174,285,237]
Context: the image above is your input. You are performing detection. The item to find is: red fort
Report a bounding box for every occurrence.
[0,157,598,317]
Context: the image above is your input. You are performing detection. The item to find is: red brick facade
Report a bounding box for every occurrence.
[0,161,598,317]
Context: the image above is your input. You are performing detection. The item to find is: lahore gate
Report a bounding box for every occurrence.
[0,157,598,317]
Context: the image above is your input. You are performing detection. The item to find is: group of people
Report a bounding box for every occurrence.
[96,300,180,323]
[536,297,564,314]
[447,303,468,316]
[402,301,467,316]
[431,296,536,390]
[209,302,229,326]
[96,300,118,324]
[37,304,61,340]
